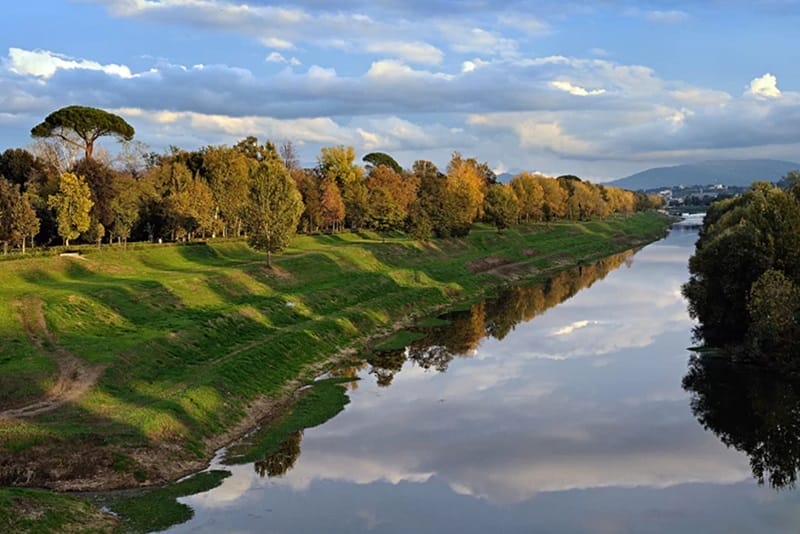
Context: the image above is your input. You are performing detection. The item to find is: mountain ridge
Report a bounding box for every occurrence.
[609,159,800,190]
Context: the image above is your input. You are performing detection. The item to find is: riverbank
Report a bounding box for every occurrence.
[0,214,670,525]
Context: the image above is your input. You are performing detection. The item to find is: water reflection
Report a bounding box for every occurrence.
[254,431,302,479]
[371,250,635,386]
[169,229,800,534]
[684,354,800,489]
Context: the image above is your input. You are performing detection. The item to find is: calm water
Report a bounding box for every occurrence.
[168,228,800,533]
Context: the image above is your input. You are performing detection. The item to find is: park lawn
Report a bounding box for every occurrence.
[0,212,670,493]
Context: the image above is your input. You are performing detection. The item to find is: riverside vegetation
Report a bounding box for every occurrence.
[0,212,671,531]
[0,105,671,531]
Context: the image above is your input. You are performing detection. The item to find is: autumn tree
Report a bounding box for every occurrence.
[10,192,40,253]
[537,176,567,221]
[31,106,135,160]
[365,164,419,233]
[48,172,94,247]
[319,146,367,229]
[446,152,486,221]
[247,145,304,266]
[510,172,544,222]
[319,177,345,232]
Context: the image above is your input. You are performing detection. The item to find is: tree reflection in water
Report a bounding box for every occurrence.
[370,250,635,386]
[254,431,303,478]
[683,354,800,489]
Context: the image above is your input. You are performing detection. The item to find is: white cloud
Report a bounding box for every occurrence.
[441,24,519,57]
[461,58,489,73]
[7,47,135,79]
[551,80,606,96]
[365,41,444,65]
[748,73,781,99]
[265,52,300,66]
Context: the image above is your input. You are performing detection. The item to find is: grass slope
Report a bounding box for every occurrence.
[0,213,670,499]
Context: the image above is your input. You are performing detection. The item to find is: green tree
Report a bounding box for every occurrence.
[247,148,304,266]
[31,106,135,160]
[483,184,520,230]
[0,178,18,254]
[109,175,141,247]
[48,172,94,247]
[362,152,403,174]
[683,182,800,349]
[202,145,250,237]
[746,269,800,361]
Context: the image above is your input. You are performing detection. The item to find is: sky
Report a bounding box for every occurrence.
[2,1,800,181]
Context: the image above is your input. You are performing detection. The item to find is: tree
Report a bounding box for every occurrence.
[683,182,800,349]
[365,164,418,233]
[319,177,345,232]
[510,172,544,222]
[246,147,304,266]
[362,152,403,174]
[48,172,94,247]
[0,148,42,188]
[31,106,135,160]
[318,146,366,229]
[71,158,121,234]
[0,178,17,254]
[447,152,486,221]
[483,184,520,230]
[746,270,800,361]
[202,145,250,237]
[10,192,40,254]
[109,175,141,247]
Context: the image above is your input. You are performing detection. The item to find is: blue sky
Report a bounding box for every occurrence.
[2,1,800,181]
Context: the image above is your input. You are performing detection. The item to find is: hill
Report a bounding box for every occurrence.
[609,159,800,190]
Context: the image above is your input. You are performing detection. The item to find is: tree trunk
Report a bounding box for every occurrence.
[22,237,26,255]
[85,140,94,160]
[65,238,70,248]
[3,241,7,255]
[267,250,271,267]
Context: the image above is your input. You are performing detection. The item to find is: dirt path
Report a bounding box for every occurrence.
[0,297,104,419]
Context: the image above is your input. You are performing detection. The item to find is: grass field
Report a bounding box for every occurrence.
[0,213,670,529]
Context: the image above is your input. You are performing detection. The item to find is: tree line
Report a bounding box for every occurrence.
[0,106,663,260]
[683,179,800,365]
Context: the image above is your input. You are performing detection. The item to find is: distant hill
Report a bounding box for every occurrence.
[609,159,800,191]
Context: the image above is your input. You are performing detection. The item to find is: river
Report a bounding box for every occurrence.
[167,227,800,533]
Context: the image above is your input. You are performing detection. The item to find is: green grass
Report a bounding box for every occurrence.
[0,213,670,480]
[224,378,352,465]
[93,470,230,534]
[0,488,116,533]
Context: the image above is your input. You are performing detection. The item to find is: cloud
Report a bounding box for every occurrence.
[6,47,135,79]
[365,41,444,65]
[748,73,781,99]
[551,80,606,96]
[266,52,301,66]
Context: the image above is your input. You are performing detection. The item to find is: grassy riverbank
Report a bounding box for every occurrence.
[0,213,669,528]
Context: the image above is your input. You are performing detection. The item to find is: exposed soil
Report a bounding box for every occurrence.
[467,256,539,280]
[0,298,104,419]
